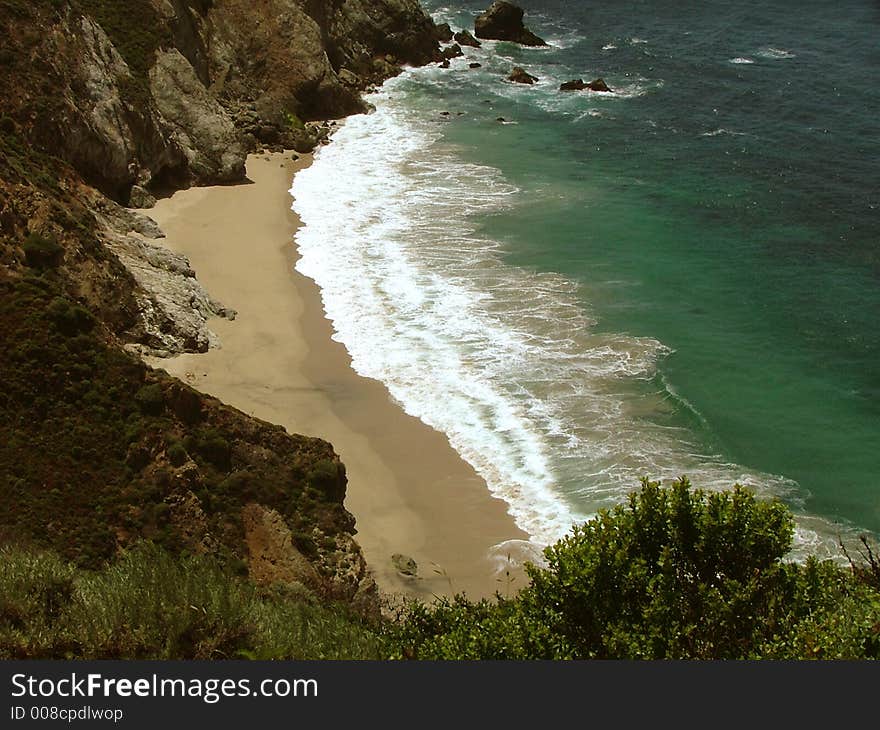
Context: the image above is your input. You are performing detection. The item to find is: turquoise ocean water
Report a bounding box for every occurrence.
[292,1,880,553]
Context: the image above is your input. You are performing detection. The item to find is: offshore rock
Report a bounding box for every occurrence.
[441,43,464,60]
[454,29,482,48]
[434,23,454,43]
[509,67,539,84]
[475,1,548,46]
[560,78,613,92]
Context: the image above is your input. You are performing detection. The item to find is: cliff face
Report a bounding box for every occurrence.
[0,0,442,615]
[0,0,439,204]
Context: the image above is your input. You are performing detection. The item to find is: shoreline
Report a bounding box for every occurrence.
[143,151,531,600]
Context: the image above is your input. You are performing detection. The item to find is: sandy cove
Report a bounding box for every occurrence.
[143,151,530,600]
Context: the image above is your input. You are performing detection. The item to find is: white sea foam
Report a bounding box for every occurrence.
[290,68,851,557]
[758,47,796,60]
[729,57,755,65]
[701,128,749,137]
[293,76,591,543]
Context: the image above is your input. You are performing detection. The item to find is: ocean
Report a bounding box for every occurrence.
[291,0,880,554]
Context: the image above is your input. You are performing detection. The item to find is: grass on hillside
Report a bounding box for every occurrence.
[0,543,384,659]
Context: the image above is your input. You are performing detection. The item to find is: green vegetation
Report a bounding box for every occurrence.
[387,479,880,660]
[283,110,306,131]
[0,543,383,659]
[0,126,65,193]
[22,232,63,269]
[0,272,350,570]
[3,479,876,660]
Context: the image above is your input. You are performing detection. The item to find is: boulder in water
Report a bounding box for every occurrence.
[475,1,547,46]
[433,22,454,43]
[508,66,539,84]
[441,43,464,60]
[560,78,613,92]
[454,29,482,48]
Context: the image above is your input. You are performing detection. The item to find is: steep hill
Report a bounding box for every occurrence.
[0,0,443,616]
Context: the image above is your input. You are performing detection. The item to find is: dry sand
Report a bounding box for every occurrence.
[144,152,531,600]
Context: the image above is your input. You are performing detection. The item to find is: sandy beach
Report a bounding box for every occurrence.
[143,151,530,600]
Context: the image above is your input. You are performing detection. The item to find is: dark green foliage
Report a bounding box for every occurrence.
[135,383,165,416]
[388,479,880,660]
[0,544,384,660]
[0,128,64,193]
[193,427,231,470]
[166,441,188,467]
[524,478,795,658]
[0,274,344,569]
[283,110,305,131]
[307,458,344,501]
[47,296,94,334]
[22,232,63,268]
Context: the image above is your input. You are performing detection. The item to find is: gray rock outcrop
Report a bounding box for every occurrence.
[150,49,246,185]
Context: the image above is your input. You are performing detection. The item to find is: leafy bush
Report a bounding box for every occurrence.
[387,478,880,660]
[307,458,344,501]
[46,296,94,335]
[194,427,231,470]
[283,110,305,131]
[22,232,62,268]
[166,440,188,467]
[134,383,165,415]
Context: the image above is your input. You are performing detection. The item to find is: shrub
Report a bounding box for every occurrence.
[134,383,165,415]
[307,458,344,500]
[166,440,188,467]
[195,428,231,470]
[387,478,880,660]
[22,232,62,268]
[46,297,94,335]
[283,110,305,130]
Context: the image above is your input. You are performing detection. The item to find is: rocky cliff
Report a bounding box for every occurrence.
[0,0,443,615]
[0,0,439,204]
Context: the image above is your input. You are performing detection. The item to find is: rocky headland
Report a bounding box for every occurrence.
[0,0,447,617]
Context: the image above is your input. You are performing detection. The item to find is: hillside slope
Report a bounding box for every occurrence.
[0,0,443,616]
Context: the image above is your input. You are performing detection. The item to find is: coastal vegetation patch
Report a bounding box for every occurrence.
[387,479,880,660]
[3,479,877,660]
[0,543,383,660]
[0,272,354,583]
